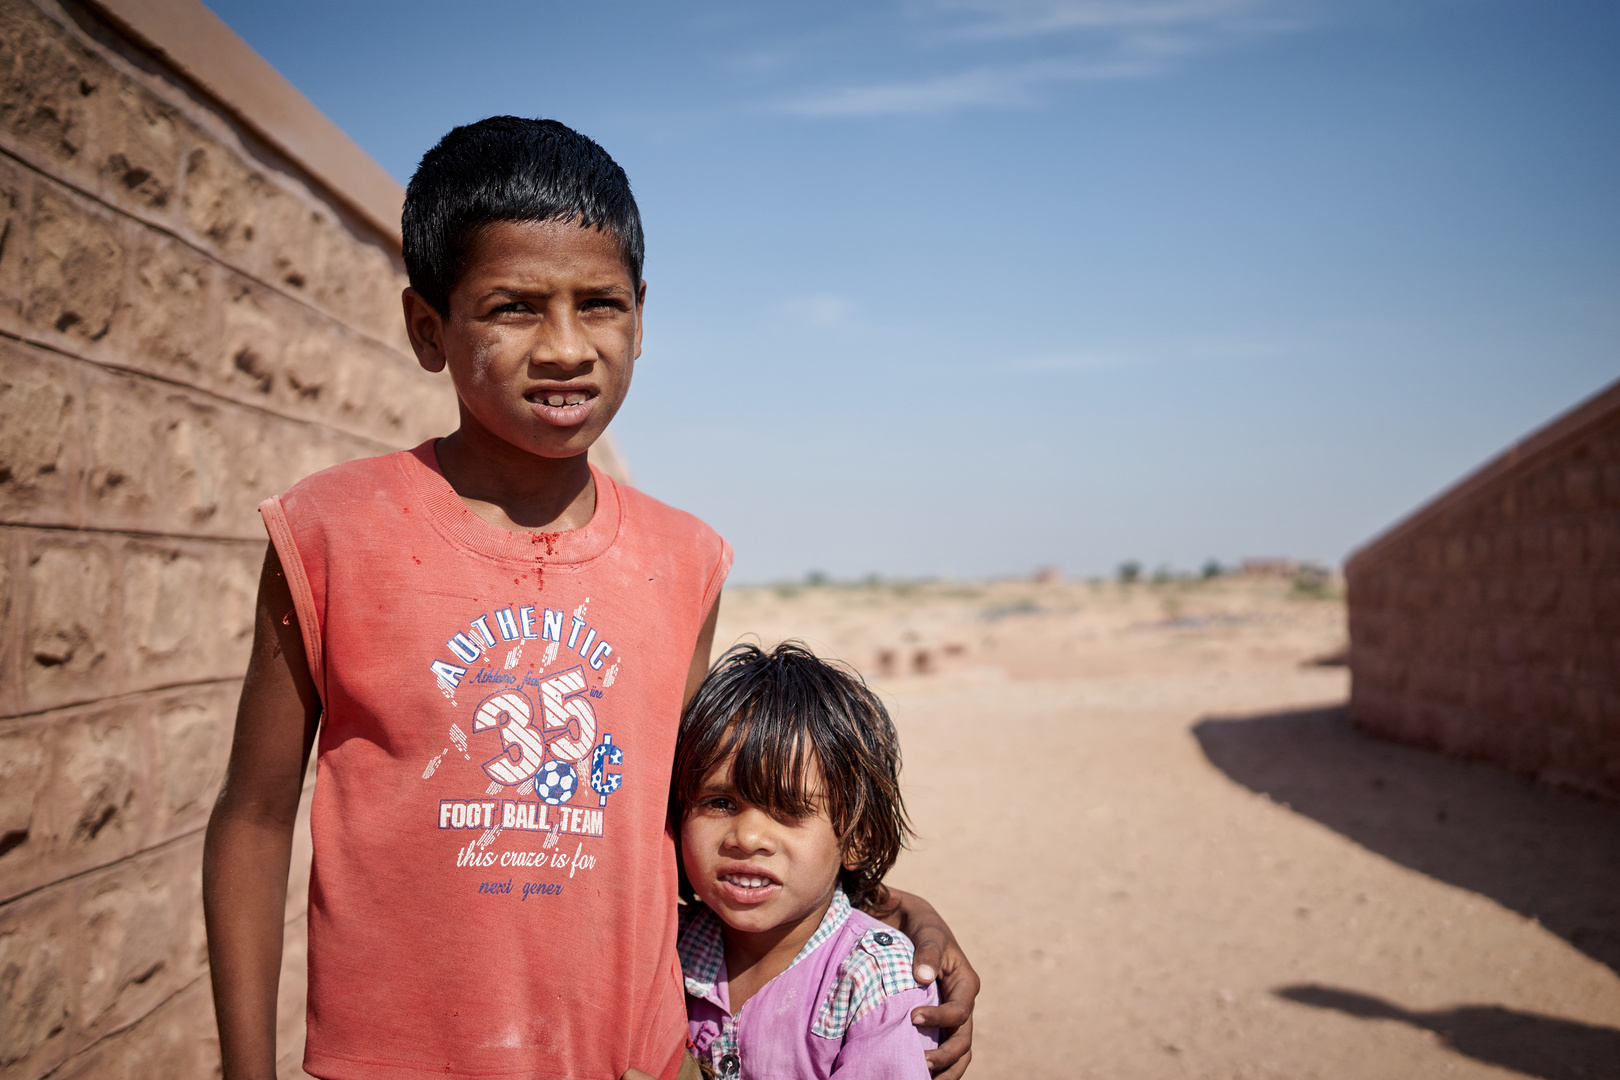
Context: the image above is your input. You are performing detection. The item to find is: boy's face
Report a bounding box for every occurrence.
[681,753,849,940]
[403,218,644,461]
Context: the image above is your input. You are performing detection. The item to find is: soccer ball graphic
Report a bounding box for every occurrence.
[535,761,578,806]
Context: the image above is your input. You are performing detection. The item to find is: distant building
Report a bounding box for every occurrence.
[1240,558,1301,577]
[1347,379,1620,798]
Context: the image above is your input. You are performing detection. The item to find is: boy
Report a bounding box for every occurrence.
[203,117,978,1080]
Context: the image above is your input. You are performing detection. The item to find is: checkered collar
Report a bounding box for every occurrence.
[680,887,854,1007]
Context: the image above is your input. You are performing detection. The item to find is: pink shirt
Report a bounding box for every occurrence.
[678,889,938,1079]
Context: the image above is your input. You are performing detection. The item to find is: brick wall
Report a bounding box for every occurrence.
[1347,379,1620,799]
[0,0,460,1076]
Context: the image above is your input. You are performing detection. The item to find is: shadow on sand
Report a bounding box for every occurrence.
[1276,984,1620,1080]
[1192,706,1620,974]
[1194,707,1620,1079]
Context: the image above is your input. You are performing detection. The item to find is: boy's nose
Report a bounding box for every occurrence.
[529,311,595,370]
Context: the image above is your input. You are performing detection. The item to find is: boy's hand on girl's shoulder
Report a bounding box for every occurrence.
[871,888,980,1078]
[915,945,976,1080]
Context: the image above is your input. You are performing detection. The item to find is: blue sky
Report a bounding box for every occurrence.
[206,0,1619,582]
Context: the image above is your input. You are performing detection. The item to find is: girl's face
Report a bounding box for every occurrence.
[681,752,850,937]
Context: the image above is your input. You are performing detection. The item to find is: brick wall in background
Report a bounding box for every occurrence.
[1347,379,1620,800]
[0,0,458,1076]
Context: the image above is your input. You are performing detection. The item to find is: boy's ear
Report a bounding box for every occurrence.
[402,287,449,373]
[632,279,646,361]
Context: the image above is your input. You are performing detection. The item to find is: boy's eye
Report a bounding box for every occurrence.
[492,301,532,314]
[699,796,735,813]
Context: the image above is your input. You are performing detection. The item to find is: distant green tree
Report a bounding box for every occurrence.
[1117,560,1141,584]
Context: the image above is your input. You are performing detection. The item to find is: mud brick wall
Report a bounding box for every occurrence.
[1347,379,1620,799]
[0,0,460,1076]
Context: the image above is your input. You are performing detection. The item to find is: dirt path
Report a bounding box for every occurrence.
[715,577,1620,1080]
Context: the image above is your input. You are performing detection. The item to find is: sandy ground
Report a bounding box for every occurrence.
[713,576,1620,1080]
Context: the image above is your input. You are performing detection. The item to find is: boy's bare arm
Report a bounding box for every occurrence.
[203,544,322,1080]
[875,889,980,1078]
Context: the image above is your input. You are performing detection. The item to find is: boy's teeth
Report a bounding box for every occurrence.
[541,392,590,407]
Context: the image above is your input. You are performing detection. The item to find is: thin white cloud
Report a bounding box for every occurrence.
[728,48,793,72]
[999,335,1299,372]
[1002,351,1134,372]
[929,0,1301,40]
[1177,334,1298,360]
[767,0,1311,118]
[774,57,1155,117]
[778,293,856,326]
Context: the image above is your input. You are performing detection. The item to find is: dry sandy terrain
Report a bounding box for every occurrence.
[713,576,1620,1080]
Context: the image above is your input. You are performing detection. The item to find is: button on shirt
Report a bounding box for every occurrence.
[679,888,938,1079]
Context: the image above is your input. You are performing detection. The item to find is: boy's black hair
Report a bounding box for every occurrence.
[402,116,645,316]
[671,641,913,913]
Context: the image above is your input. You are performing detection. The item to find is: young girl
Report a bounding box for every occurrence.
[670,642,939,1079]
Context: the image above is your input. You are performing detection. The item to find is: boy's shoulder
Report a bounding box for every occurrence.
[269,445,730,596]
[275,444,421,512]
[603,476,732,591]
[274,444,725,549]
[609,474,723,547]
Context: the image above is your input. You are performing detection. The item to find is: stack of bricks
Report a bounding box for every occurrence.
[1347,378,1620,799]
[0,0,457,1075]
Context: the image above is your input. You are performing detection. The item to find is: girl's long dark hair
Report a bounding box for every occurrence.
[671,641,912,913]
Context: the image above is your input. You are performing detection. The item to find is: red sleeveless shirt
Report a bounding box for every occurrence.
[260,442,731,1080]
